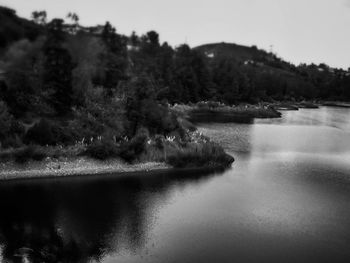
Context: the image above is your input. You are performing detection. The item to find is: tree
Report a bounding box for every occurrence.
[172,44,202,103]
[67,12,79,23]
[3,38,48,116]
[146,31,159,46]
[100,22,128,95]
[125,75,178,136]
[66,35,106,106]
[130,31,139,47]
[43,19,75,115]
[66,12,79,34]
[31,10,47,25]
[212,59,239,103]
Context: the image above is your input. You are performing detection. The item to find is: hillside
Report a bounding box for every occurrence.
[0,5,236,170]
[0,6,43,52]
[195,42,266,61]
[0,5,349,106]
[194,42,350,101]
[195,42,295,69]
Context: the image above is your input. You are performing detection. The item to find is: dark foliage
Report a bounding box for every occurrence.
[0,7,349,165]
[125,76,180,136]
[100,22,128,94]
[84,140,118,160]
[24,119,55,145]
[167,143,234,168]
[0,6,42,49]
[24,119,76,146]
[14,145,46,163]
[119,129,148,162]
[43,19,75,115]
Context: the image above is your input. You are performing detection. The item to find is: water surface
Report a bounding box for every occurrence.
[1,107,350,263]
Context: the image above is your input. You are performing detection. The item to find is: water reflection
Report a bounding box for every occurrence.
[0,170,220,263]
[1,107,350,263]
[255,107,350,131]
[200,107,350,157]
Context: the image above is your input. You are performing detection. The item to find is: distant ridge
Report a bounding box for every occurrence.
[194,42,267,62]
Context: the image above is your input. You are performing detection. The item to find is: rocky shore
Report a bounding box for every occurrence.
[0,153,235,181]
[0,157,170,181]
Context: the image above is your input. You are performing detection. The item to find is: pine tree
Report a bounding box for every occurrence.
[43,19,75,115]
[101,22,128,95]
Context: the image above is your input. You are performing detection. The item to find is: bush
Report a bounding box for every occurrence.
[154,135,164,149]
[84,140,118,160]
[0,101,25,148]
[1,135,23,148]
[0,100,13,140]
[166,142,234,168]
[119,129,148,163]
[24,119,56,145]
[14,145,47,163]
[71,103,126,143]
[25,119,77,146]
[177,117,196,132]
[196,101,221,109]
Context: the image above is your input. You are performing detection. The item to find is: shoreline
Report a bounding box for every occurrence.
[172,103,282,124]
[322,101,350,108]
[0,156,231,182]
[0,157,169,181]
[177,100,350,124]
[1,101,340,182]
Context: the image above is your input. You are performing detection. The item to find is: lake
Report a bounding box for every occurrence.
[0,106,350,263]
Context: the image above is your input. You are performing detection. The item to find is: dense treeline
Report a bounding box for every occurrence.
[0,7,235,167]
[0,6,349,160]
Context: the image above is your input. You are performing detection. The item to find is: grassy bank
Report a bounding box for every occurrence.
[1,96,234,180]
[0,128,234,180]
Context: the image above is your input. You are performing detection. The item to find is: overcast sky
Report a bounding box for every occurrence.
[1,0,349,69]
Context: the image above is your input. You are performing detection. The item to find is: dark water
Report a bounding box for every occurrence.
[1,107,350,263]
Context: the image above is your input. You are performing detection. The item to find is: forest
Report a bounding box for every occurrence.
[0,6,349,166]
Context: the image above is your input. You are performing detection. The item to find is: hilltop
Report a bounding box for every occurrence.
[194,42,296,73]
[195,42,277,64]
[0,6,43,52]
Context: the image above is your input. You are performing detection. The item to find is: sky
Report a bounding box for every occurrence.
[1,0,350,69]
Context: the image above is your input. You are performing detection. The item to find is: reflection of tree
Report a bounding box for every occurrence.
[0,169,220,262]
[0,185,84,262]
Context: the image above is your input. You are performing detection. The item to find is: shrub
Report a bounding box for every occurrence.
[0,101,25,148]
[196,101,209,109]
[1,135,23,148]
[24,119,77,146]
[14,145,47,163]
[138,144,164,163]
[119,129,148,163]
[196,101,222,109]
[207,101,221,108]
[0,100,13,140]
[177,117,196,132]
[71,103,126,143]
[84,140,118,160]
[154,135,164,149]
[24,119,56,145]
[166,142,234,168]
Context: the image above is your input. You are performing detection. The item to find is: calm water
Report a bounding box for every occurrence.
[1,107,350,263]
